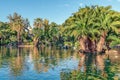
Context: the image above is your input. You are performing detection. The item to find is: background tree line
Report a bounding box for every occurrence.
[0,5,120,52]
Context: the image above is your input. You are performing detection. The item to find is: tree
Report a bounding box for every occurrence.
[63,6,120,53]
[7,12,29,45]
[32,28,44,47]
[34,18,43,28]
[48,22,59,44]
[0,22,14,45]
[43,19,50,45]
[33,18,44,47]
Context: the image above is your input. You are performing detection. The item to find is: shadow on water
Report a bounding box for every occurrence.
[60,52,120,80]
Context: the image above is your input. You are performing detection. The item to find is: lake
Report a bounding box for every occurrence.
[0,47,120,80]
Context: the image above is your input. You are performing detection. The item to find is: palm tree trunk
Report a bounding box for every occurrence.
[79,36,87,52]
[87,38,97,53]
[97,32,107,52]
[17,32,20,45]
[79,36,96,53]
[34,37,39,47]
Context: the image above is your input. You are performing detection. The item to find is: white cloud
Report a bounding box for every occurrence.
[64,4,70,7]
[79,3,83,7]
[117,0,120,2]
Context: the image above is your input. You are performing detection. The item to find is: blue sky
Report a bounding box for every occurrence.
[0,0,120,26]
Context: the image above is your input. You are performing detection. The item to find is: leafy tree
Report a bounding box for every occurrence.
[43,19,50,45]
[63,6,120,53]
[0,22,15,45]
[7,12,30,45]
[33,18,44,47]
[48,22,59,44]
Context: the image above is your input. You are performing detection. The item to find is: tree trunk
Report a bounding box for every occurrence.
[34,37,39,47]
[79,36,87,52]
[79,32,107,54]
[97,32,107,52]
[79,36,97,53]
[17,32,21,45]
[87,38,96,52]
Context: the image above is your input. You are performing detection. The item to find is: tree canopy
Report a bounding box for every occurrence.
[0,5,120,51]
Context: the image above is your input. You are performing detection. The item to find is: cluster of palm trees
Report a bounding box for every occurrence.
[32,18,59,47]
[0,5,120,53]
[0,13,60,47]
[63,5,120,53]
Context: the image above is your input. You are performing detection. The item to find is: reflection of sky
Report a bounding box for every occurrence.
[0,68,10,80]
[1,48,120,80]
[19,56,79,80]
[0,48,79,80]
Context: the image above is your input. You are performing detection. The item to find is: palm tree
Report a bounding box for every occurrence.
[33,18,43,28]
[63,6,96,52]
[33,18,44,47]
[63,6,120,53]
[7,13,27,45]
[94,6,120,52]
[32,28,43,47]
[43,19,49,33]
[43,19,49,45]
[48,22,59,45]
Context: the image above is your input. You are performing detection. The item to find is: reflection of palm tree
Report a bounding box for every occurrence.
[96,54,105,71]
[33,47,43,73]
[33,47,39,60]
[9,48,24,76]
[78,53,105,73]
[61,53,119,80]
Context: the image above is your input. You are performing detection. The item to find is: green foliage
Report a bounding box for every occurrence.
[48,22,59,40]
[0,5,120,47]
[63,6,120,44]
[0,22,16,45]
[32,28,44,39]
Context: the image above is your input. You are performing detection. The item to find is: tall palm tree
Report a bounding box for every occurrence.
[48,22,59,44]
[43,19,49,44]
[7,13,26,45]
[33,18,44,47]
[63,6,96,52]
[43,19,49,32]
[33,18,43,28]
[32,28,43,47]
[94,6,120,52]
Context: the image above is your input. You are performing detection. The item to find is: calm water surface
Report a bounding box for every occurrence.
[0,47,120,80]
[0,47,79,80]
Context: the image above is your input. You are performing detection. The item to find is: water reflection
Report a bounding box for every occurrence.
[0,47,120,80]
[0,47,79,80]
[9,48,24,76]
[61,52,120,80]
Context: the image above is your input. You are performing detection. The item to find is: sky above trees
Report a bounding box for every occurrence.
[0,0,120,26]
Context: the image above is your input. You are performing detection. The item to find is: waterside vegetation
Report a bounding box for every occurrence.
[0,5,120,54]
